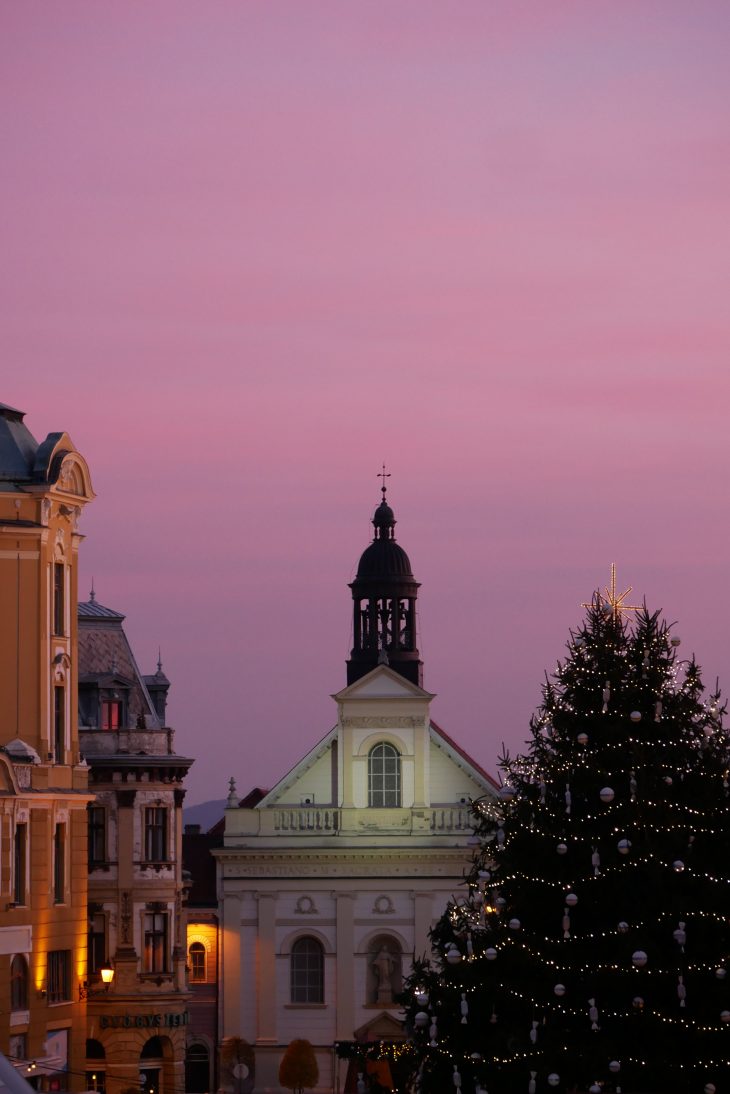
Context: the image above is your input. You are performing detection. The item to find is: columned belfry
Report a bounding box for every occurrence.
[347,480,423,687]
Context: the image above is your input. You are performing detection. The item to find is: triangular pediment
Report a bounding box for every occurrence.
[354,1011,405,1042]
[333,665,435,702]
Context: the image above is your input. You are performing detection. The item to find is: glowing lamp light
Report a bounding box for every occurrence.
[100,963,115,985]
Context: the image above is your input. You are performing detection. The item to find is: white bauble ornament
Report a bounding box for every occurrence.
[664,775,673,785]
[609,1061,621,1073]
[671,636,681,647]
[715,967,727,980]
[632,996,644,1009]
[632,950,648,967]
[618,838,632,854]
[485,948,497,961]
[415,991,429,1006]
[600,787,615,803]
[478,869,491,880]
[445,946,461,965]
[705,1084,717,1094]
[672,860,685,872]
[590,1085,601,1093]
[498,785,515,802]
[630,710,641,722]
[495,896,507,909]
[547,1075,560,1087]
[565,893,578,907]
[618,920,629,934]
[574,637,584,648]
[554,983,566,996]
[557,842,568,855]
[577,732,588,746]
[508,918,521,930]
[414,1011,429,1028]
[721,1010,730,1023]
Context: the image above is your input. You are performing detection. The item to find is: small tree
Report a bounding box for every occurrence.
[279,1039,319,1094]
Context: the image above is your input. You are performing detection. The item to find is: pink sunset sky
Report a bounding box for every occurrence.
[2,3,730,805]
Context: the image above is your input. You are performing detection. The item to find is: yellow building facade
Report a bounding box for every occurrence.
[0,402,95,1089]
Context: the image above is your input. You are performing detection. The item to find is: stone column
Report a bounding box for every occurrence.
[256,891,278,1044]
[412,891,433,960]
[334,891,356,1039]
[220,892,242,1038]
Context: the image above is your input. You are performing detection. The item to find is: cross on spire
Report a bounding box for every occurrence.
[378,463,391,500]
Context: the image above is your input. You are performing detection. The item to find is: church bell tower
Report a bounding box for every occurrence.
[346,480,423,687]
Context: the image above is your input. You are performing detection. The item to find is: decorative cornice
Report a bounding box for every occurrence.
[342,716,424,729]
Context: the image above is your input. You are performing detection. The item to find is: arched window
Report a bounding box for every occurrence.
[188,942,206,983]
[290,937,324,1004]
[368,743,401,807]
[10,954,28,1011]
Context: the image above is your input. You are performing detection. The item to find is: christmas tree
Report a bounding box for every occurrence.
[403,586,730,1094]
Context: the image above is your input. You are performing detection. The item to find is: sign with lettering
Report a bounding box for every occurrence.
[99,1012,189,1030]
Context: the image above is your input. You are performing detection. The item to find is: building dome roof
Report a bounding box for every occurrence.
[354,492,414,581]
[355,538,414,580]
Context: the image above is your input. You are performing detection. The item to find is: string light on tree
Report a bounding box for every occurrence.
[401,582,730,1093]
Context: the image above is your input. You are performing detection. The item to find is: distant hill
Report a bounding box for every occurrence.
[183,798,226,832]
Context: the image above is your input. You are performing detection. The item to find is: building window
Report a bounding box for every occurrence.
[368,742,401,808]
[188,942,206,983]
[88,806,107,866]
[53,824,66,904]
[290,937,324,1004]
[88,912,107,975]
[144,912,169,973]
[101,700,122,731]
[144,807,168,862]
[54,686,65,763]
[53,562,65,636]
[185,1044,210,1094]
[86,1072,106,1094]
[10,954,29,1011]
[13,824,27,905]
[47,950,71,1003]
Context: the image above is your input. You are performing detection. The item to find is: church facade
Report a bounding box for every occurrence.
[216,489,496,1092]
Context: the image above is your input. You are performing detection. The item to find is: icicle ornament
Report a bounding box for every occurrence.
[602,681,611,713]
[588,997,599,1030]
[565,784,572,815]
[591,846,601,876]
[460,993,468,1024]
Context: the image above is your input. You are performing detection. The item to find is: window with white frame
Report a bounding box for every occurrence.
[290,936,324,1004]
[368,742,401,807]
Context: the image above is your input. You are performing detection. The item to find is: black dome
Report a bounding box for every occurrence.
[355,539,414,580]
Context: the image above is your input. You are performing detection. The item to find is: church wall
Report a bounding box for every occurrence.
[272,749,334,806]
[428,739,487,803]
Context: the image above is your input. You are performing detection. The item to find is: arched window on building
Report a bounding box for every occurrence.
[10,954,28,1011]
[290,937,324,1004]
[188,942,206,983]
[368,743,401,807]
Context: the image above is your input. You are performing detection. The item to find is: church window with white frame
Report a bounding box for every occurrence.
[368,742,401,807]
[290,936,324,1004]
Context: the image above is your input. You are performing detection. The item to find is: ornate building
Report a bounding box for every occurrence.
[0,402,95,1089]
[77,597,194,1094]
[216,488,497,1092]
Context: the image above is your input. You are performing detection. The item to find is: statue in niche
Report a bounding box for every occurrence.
[371,943,396,1004]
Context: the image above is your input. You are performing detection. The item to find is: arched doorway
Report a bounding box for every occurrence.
[140,1036,174,1094]
[85,1039,106,1094]
[185,1043,209,1093]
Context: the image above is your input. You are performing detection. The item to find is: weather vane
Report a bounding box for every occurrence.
[378,463,391,500]
[582,563,640,620]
